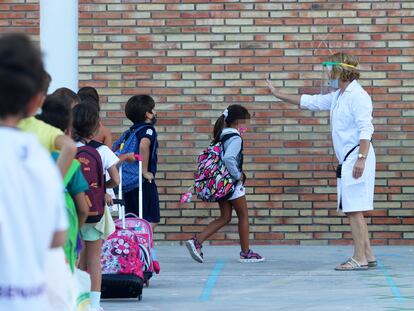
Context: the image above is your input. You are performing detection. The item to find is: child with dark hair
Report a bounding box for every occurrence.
[37,94,72,132]
[53,87,81,107]
[37,94,89,271]
[113,95,160,229]
[186,105,264,264]
[72,103,120,311]
[78,86,112,147]
[17,76,77,177]
[0,33,68,311]
[78,86,99,104]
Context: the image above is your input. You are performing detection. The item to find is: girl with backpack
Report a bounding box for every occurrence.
[185,105,265,263]
[72,104,120,311]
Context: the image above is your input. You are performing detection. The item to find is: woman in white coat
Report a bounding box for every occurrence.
[267,53,376,271]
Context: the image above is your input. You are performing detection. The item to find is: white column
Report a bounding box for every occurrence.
[40,0,78,93]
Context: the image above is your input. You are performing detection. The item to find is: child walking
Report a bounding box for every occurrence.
[72,103,120,311]
[186,105,264,263]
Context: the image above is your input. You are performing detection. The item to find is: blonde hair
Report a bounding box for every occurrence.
[328,52,360,82]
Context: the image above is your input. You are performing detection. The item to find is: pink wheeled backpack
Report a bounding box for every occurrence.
[114,213,158,286]
[100,225,145,300]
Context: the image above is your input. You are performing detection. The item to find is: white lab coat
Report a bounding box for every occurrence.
[300,80,376,213]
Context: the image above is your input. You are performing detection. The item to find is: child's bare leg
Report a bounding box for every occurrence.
[85,240,103,292]
[197,200,233,243]
[231,196,250,253]
[79,245,87,271]
[150,222,158,230]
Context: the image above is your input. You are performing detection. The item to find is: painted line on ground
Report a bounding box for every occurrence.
[199,260,225,302]
[378,258,405,303]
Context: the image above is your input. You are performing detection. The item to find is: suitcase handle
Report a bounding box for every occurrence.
[112,199,125,205]
[118,156,143,229]
[125,212,140,219]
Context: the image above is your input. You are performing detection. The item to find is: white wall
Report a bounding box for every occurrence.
[40,0,78,93]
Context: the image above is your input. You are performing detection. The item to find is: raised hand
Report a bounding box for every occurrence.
[266,79,278,97]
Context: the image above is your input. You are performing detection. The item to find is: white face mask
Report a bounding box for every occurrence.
[329,79,339,89]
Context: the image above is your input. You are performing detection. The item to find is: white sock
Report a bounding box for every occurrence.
[90,291,101,310]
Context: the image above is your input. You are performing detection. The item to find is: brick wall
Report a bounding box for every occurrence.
[2,0,414,245]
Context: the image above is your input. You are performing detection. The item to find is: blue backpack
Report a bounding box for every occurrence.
[113,124,157,193]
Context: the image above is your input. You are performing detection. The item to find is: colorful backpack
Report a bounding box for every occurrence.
[113,124,157,193]
[51,152,80,272]
[101,228,144,279]
[193,133,241,202]
[114,214,158,280]
[76,140,105,223]
[63,160,82,272]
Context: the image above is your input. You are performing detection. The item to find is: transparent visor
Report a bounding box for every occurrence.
[320,61,357,94]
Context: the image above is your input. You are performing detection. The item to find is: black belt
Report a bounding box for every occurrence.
[336,144,360,179]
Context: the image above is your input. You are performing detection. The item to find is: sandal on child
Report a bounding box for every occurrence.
[335,257,368,271]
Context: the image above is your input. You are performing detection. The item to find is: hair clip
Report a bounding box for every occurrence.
[222,108,228,119]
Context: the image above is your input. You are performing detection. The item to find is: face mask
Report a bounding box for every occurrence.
[145,112,157,125]
[150,114,157,125]
[329,79,339,89]
[238,127,248,136]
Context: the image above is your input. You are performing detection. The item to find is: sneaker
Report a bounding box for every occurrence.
[185,237,204,263]
[239,249,265,263]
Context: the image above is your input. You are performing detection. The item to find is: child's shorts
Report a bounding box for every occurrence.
[124,179,161,223]
[228,181,245,201]
[80,223,103,241]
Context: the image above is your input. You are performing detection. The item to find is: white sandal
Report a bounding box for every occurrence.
[335,257,368,271]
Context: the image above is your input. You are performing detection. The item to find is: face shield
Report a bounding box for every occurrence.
[321,61,357,94]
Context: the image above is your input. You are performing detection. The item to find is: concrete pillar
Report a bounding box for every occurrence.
[40,0,78,93]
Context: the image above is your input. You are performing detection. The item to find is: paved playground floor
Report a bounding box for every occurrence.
[102,245,414,311]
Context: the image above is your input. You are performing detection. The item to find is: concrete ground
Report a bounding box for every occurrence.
[102,245,414,311]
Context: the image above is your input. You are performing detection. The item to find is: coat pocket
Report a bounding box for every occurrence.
[342,158,366,186]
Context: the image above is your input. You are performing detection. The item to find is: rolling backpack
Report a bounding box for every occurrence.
[101,156,160,300]
[113,212,158,287]
[100,225,144,300]
[75,140,105,223]
[193,133,242,202]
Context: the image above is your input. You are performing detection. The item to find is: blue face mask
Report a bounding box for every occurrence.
[329,79,339,89]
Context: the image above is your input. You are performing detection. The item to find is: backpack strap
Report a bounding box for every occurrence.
[113,131,129,152]
[221,133,242,155]
[120,124,157,162]
[63,160,81,188]
[119,124,151,152]
[220,132,244,170]
[87,139,105,149]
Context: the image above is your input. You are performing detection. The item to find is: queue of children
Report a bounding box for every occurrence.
[0,34,162,311]
[0,33,263,311]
